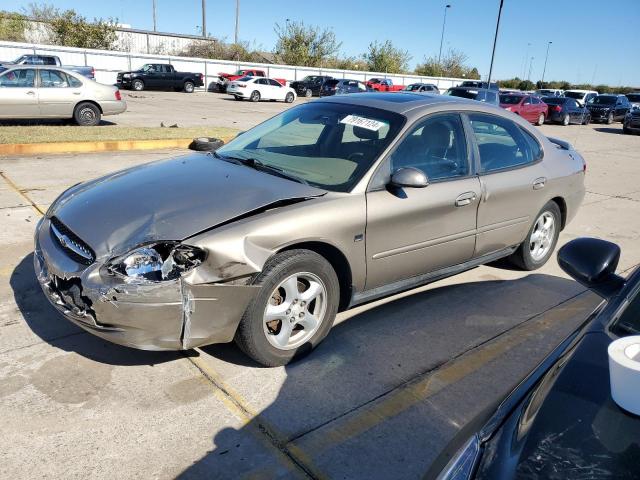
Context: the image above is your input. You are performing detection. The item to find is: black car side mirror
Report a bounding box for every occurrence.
[557,238,625,299]
[390,167,429,188]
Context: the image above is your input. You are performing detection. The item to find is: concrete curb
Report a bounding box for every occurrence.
[0,136,236,156]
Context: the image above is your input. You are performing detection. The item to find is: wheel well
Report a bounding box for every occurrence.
[280,242,353,311]
[551,197,567,229]
[74,100,102,114]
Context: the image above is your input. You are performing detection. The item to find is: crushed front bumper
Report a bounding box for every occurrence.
[34,217,259,350]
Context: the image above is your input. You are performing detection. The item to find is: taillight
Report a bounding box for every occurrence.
[115,90,121,101]
[552,105,562,112]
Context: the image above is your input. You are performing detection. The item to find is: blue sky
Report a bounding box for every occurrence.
[5,0,640,85]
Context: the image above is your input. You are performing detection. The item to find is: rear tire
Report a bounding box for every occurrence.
[304,89,313,98]
[562,114,570,126]
[606,112,614,124]
[73,102,101,126]
[250,90,261,102]
[536,113,545,126]
[234,95,243,101]
[509,201,561,270]
[183,81,195,93]
[189,136,225,152]
[132,79,144,91]
[235,250,339,367]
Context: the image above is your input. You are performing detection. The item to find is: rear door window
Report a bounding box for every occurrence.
[39,70,70,88]
[268,79,282,87]
[468,113,536,173]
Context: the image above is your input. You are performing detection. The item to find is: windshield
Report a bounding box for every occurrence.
[591,96,616,105]
[446,88,478,100]
[537,90,556,95]
[612,284,640,336]
[405,84,421,91]
[13,55,28,63]
[564,91,586,99]
[626,94,640,102]
[500,95,524,104]
[301,76,320,82]
[236,76,253,82]
[216,103,405,192]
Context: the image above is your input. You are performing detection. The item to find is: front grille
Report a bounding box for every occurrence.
[50,217,95,265]
[116,73,122,82]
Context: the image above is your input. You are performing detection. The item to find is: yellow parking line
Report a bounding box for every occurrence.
[0,171,45,216]
[186,354,329,480]
[291,292,597,455]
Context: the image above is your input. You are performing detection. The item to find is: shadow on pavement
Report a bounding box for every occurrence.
[10,253,182,366]
[594,127,623,135]
[179,272,585,479]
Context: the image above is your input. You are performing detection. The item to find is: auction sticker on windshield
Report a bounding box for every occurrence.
[340,115,387,131]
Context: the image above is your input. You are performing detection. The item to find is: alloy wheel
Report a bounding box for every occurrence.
[262,272,327,350]
[529,212,556,262]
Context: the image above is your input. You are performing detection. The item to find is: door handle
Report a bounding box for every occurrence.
[72,92,81,95]
[26,91,35,95]
[533,177,547,190]
[455,192,477,207]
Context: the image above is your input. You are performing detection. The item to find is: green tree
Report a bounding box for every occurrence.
[324,56,367,71]
[273,20,341,67]
[180,39,264,63]
[415,49,479,79]
[0,11,28,41]
[365,40,411,74]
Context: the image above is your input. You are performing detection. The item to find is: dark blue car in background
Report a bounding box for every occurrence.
[319,78,368,96]
[542,96,590,125]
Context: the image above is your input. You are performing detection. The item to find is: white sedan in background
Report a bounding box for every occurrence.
[227,76,296,103]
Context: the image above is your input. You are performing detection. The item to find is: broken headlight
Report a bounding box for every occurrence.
[107,242,206,282]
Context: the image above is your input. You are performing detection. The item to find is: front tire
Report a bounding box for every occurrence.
[285,92,295,103]
[509,201,561,270]
[304,88,313,98]
[582,114,591,125]
[235,250,339,367]
[73,102,101,126]
[562,114,570,126]
[132,79,144,91]
[250,90,261,102]
[183,81,195,93]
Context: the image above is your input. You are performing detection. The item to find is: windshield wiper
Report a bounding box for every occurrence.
[213,153,309,185]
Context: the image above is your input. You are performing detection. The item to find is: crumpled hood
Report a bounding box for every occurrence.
[49,153,324,258]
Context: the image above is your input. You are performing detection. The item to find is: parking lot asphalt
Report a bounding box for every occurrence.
[1,118,639,479]
[112,90,312,131]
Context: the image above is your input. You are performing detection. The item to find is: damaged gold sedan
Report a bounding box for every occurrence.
[35,93,585,366]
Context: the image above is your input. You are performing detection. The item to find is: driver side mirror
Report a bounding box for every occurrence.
[557,238,625,299]
[390,167,429,188]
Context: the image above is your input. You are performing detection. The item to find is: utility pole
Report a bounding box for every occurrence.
[528,56,534,82]
[152,0,157,32]
[438,4,451,65]
[234,0,240,44]
[486,0,504,88]
[541,41,552,85]
[201,0,207,37]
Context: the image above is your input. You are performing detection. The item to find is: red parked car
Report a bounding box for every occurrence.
[366,78,405,92]
[499,93,548,125]
[217,69,287,92]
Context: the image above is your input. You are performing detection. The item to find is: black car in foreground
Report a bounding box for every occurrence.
[426,237,640,480]
[587,94,631,124]
[290,75,333,98]
[542,96,590,125]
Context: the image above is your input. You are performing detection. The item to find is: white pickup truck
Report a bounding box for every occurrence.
[0,54,95,80]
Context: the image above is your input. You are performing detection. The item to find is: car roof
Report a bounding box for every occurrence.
[314,91,492,115]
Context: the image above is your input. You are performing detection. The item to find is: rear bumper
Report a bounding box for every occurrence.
[34,216,259,351]
[101,100,127,116]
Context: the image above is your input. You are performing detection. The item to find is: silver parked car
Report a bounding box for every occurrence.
[34,93,586,366]
[0,66,126,126]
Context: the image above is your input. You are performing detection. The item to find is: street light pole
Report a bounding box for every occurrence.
[528,56,534,82]
[522,42,531,79]
[486,0,504,88]
[152,0,157,32]
[234,0,240,44]
[541,41,552,85]
[437,4,451,64]
[201,0,207,37]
